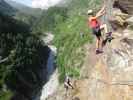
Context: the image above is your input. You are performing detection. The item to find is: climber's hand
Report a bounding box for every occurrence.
[102,10,106,15]
[96,4,106,18]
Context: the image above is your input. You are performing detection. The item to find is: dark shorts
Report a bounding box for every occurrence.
[92,27,101,39]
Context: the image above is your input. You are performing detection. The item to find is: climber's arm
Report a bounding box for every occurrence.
[96,5,106,18]
[100,5,106,13]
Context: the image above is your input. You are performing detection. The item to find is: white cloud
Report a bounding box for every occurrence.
[32,0,63,9]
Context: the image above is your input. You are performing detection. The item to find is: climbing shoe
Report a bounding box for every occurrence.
[106,32,114,43]
[96,49,103,54]
[107,36,114,42]
[106,32,112,37]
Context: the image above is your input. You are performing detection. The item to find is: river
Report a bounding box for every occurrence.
[34,33,59,100]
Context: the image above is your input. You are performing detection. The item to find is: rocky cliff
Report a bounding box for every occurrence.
[47,0,133,100]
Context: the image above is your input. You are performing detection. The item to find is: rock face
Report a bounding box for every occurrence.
[48,0,133,100]
[74,0,133,100]
[113,0,133,14]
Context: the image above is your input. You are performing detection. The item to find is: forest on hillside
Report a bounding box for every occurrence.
[0,11,51,99]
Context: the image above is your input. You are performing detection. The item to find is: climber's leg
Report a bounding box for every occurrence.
[100,24,114,44]
[68,82,74,89]
[96,35,103,54]
[100,24,108,34]
[96,39,100,54]
[64,82,69,91]
[96,37,100,49]
[92,26,103,54]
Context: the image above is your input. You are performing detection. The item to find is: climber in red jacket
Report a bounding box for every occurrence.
[88,5,110,54]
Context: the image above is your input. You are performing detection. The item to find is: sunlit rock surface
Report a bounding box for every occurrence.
[48,0,133,100]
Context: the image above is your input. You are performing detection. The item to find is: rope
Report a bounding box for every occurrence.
[100,0,107,37]
[90,77,133,86]
[104,0,113,32]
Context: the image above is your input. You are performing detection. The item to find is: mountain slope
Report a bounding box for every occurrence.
[5,0,42,16]
[0,11,50,100]
[3,0,43,28]
[53,0,100,82]
[0,0,16,15]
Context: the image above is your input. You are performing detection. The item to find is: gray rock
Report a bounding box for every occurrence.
[126,16,133,25]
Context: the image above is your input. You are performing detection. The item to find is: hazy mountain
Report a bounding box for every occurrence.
[5,0,42,16]
[0,0,16,15]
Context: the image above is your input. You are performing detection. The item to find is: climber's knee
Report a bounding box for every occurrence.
[100,24,107,29]
[100,24,108,33]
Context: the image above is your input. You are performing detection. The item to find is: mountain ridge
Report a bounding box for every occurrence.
[0,0,16,15]
[5,0,42,16]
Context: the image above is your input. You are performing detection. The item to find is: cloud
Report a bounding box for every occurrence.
[32,0,63,9]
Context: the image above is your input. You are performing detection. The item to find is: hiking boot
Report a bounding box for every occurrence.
[106,32,112,37]
[106,32,114,43]
[108,37,114,42]
[96,49,103,54]
[106,36,114,42]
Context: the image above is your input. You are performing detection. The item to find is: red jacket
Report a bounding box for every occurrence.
[88,17,100,28]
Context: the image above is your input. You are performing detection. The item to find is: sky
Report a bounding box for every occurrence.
[11,0,32,7]
[10,0,63,9]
